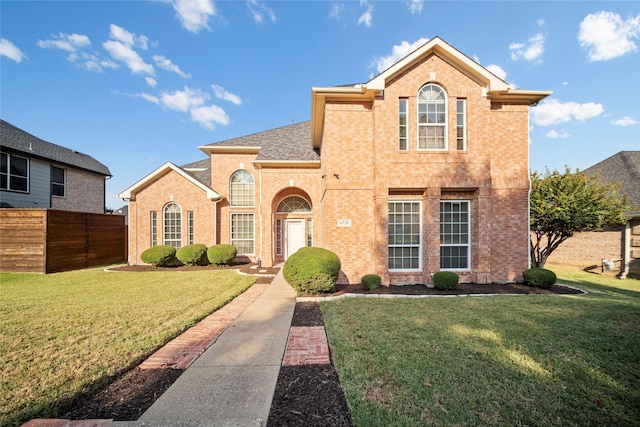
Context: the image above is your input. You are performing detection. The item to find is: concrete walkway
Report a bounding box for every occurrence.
[118,268,296,427]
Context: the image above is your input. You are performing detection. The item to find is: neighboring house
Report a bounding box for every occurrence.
[120,37,551,285]
[546,151,640,278]
[0,119,112,213]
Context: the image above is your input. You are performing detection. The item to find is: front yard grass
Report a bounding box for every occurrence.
[321,264,640,426]
[1,266,256,426]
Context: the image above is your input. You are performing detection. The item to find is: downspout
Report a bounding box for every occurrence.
[621,221,630,279]
[258,168,263,265]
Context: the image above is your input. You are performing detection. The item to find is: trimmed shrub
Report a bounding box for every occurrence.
[433,271,458,290]
[140,245,176,267]
[207,244,237,266]
[361,274,382,290]
[523,268,556,289]
[283,247,341,294]
[176,243,208,266]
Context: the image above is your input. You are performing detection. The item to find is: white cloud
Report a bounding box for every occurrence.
[537,19,545,27]
[172,0,215,33]
[372,37,429,73]
[212,85,242,105]
[159,86,208,112]
[407,0,423,15]
[145,77,158,87]
[1,38,27,62]
[109,24,148,50]
[357,1,373,27]
[579,11,640,61]
[190,104,230,130]
[247,0,276,23]
[137,92,160,104]
[486,64,507,81]
[611,116,637,126]
[509,33,545,62]
[546,129,571,139]
[153,55,191,78]
[329,3,344,20]
[531,99,604,126]
[103,40,154,75]
[37,33,90,52]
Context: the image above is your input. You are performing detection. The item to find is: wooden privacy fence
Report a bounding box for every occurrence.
[0,209,126,273]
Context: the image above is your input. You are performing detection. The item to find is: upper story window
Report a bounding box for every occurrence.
[456,99,467,151]
[398,98,408,151]
[51,166,65,197]
[163,202,182,249]
[230,170,254,207]
[1,152,29,193]
[417,84,447,150]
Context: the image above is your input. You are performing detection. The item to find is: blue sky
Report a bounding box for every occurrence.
[1,0,639,210]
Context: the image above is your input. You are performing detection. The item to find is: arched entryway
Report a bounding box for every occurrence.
[273,193,313,261]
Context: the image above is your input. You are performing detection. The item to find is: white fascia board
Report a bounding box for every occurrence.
[198,145,262,155]
[252,160,321,169]
[118,161,220,200]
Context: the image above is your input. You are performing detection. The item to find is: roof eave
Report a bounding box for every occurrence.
[252,159,321,169]
[198,145,262,155]
[489,89,553,105]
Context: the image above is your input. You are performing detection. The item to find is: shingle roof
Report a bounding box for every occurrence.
[180,158,211,188]
[1,119,111,176]
[203,121,320,162]
[584,151,640,217]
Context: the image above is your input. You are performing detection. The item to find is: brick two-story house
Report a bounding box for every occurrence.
[120,37,551,285]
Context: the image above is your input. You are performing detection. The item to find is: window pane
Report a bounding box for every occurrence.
[231,213,254,254]
[163,202,182,249]
[230,170,254,207]
[388,201,421,271]
[440,201,470,269]
[10,157,27,177]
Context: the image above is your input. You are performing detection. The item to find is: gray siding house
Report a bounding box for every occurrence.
[0,119,111,213]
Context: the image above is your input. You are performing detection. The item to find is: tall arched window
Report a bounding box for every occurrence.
[163,202,182,249]
[230,170,254,207]
[417,84,447,150]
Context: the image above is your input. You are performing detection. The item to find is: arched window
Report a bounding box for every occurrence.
[163,202,182,249]
[417,84,447,150]
[230,170,254,207]
[277,196,312,213]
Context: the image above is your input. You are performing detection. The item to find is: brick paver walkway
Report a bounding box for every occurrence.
[140,282,270,369]
[282,326,331,366]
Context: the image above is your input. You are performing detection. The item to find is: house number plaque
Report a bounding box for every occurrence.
[338,219,352,227]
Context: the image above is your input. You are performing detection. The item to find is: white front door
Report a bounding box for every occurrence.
[285,220,305,259]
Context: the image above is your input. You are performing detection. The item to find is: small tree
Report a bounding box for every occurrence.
[530,167,629,268]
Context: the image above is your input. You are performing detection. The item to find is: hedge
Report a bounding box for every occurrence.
[283,247,341,294]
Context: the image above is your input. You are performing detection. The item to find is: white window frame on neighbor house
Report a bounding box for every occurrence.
[163,202,182,249]
[51,165,65,197]
[456,99,467,151]
[230,170,254,207]
[440,200,470,270]
[388,201,422,271]
[417,84,447,151]
[398,98,408,151]
[187,211,194,245]
[1,152,29,193]
[150,211,157,247]
[231,212,255,255]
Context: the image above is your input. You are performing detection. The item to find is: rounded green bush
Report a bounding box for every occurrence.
[207,244,237,266]
[523,268,556,289]
[176,243,208,266]
[140,245,176,267]
[433,271,458,290]
[283,247,341,294]
[361,274,382,290]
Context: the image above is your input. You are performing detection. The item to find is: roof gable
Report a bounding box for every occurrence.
[0,119,111,176]
[118,162,220,201]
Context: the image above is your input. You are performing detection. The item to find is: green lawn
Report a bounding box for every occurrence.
[0,266,256,426]
[321,264,640,427]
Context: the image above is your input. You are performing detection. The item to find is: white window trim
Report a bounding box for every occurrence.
[440,200,471,271]
[187,211,194,245]
[399,98,408,151]
[150,211,157,247]
[417,84,448,151]
[230,212,255,255]
[51,166,66,198]
[229,170,255,207]
[388,200,422,272]
[163,202,182,249]
[456,99,467,151]
[1,152,30,193]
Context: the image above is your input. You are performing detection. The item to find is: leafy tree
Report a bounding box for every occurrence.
[530,167,629,268]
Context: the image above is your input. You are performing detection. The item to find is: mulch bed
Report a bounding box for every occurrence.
[58,266,581,423]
